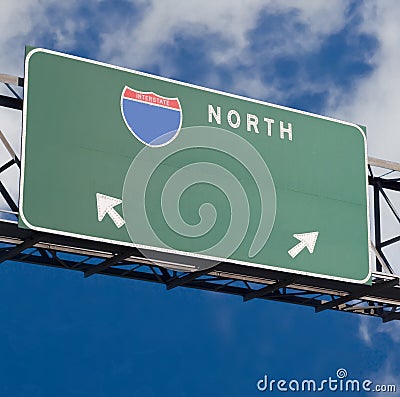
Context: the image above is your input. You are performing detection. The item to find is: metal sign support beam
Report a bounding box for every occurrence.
[84,248,143,278]
[315,278,399,313]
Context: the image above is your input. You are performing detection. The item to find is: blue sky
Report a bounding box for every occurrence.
[0,1,400,396]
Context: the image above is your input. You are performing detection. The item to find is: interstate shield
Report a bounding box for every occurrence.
[121,86,182,146]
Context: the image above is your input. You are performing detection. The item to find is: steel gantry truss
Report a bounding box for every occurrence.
[1,73,400,322]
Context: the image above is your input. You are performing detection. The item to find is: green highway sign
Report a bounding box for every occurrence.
[20,48,370,283]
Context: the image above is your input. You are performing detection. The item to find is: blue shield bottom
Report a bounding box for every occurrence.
[122,99,181,146]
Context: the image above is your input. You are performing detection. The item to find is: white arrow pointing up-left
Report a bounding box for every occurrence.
[96,193,125,228]
[288,231,319,259]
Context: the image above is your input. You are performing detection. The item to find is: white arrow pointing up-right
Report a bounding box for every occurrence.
[288,232,319,259]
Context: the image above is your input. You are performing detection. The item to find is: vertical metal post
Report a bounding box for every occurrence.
[374,183,382,272]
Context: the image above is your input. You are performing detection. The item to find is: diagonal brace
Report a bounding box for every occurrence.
[243,277,299,302]
[0,130,20,167]
[0,236,41,264]
[84,249,140,278]
[0,181,18,212]
[166,264,220,290]
[381,235,400,248]
[0,95,22,110]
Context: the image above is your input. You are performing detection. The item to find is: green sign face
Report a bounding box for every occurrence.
[20,48,370,283]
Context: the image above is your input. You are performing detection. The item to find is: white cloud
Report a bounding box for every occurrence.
[358,318,400,395]
[100,0,350,98]
[0,0,91,75]
[358,316,372,346]
[378,320,400,343]
[0,0,85,165]
[358,316,400,348]
[331,2,400,163]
